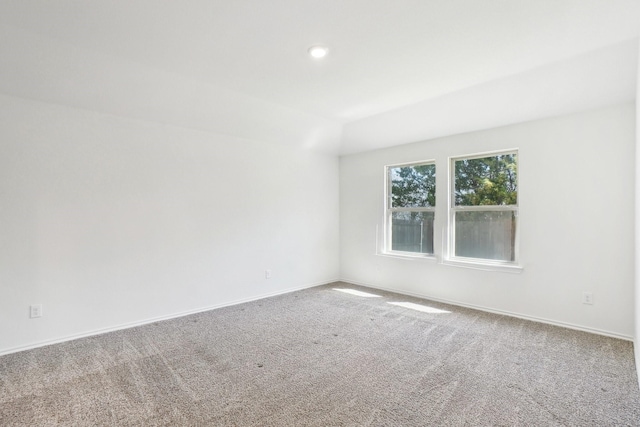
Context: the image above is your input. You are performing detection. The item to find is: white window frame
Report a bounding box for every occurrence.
[384,160,436,258]
[446,149,521,271]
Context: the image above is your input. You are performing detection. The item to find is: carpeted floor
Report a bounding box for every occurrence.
[1,282,639,426]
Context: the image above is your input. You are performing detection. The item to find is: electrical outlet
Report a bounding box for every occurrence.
[30,304,43,318]
[582,292,593,305]
[265,269,272,279]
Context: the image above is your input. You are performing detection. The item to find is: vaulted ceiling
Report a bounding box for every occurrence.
[0,1,638,154]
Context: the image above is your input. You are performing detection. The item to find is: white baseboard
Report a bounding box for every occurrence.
[635,340,640,388]
[0,279,338,357]
[340,278,633,342]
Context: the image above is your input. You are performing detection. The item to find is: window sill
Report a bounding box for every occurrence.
[377,251,437,262]
[441,258,523,273]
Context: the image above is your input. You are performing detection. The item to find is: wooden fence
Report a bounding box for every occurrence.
[454,213,515,261]
[392,219,434,254]
[392,213,515,260]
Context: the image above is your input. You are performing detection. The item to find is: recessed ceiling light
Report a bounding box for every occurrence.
[308,45,329,59]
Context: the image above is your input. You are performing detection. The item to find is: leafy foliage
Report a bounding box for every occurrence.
[388,154,517,260]
[390,164,436,208]
[454,154,517,206]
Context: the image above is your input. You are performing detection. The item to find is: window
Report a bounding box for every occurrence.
[385,161,435,255]
[450,151,518,263]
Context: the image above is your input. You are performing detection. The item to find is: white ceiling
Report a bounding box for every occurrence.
[0,1,638,155]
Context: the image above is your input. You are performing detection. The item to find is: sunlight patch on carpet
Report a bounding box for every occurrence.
[333,288,382,298]
[388,301,451,314]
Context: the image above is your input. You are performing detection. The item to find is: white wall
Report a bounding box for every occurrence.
[0,24,343,155]
[341,40,638,155]
[635,40,640,384]
[0,93,340,355]
[341,103,635,338]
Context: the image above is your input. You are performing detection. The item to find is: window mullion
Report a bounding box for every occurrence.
[452,205,517,212]
[389,207,435,213]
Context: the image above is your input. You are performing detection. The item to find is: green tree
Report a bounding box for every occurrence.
[390,163,436,254]
[391,164,436,208]
[454,154,517,206]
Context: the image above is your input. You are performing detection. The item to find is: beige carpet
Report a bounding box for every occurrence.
[1,282,639,426]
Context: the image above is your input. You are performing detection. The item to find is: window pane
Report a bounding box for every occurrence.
[454,154,517,206]
[390,163,435,208]
[391,211,434,254]
[454,211,515,261]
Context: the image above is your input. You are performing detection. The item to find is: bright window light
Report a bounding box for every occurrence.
[388,302,450,314]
